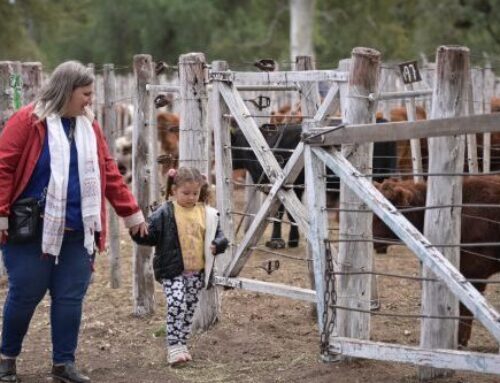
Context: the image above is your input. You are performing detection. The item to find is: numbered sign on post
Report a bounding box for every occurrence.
[398,60,422,84]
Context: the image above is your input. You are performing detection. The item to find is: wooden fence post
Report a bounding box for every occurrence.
[419,46,469,381]
[211,60,235,323]
[295,55,322,302]
[178,52,214,331]
[95,73,104,128]
[103,63,121,289]
[132,54,155,316]
[405,82,424,182]
[212,60,235,272]
[482,61,495,173]
[467,66,481,173]
[21,62,42,105]
[0,61,22,130]
[379,66,397,120]
[296,55,332,357]
[87,63,97,118]
[336,48,380,347]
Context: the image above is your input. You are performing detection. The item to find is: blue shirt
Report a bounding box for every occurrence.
[19,117,83,231]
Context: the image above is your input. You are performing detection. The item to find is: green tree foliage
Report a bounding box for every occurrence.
[0,0,44,61]
[2,0,500,69]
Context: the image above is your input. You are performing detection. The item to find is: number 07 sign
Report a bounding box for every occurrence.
[398,60,422,84]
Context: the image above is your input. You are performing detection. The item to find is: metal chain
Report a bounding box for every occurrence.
[320,239,337,356]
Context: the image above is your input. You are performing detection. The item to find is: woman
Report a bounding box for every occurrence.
[0,61,147,383]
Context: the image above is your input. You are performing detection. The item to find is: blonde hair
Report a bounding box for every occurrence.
[34,60,94,120]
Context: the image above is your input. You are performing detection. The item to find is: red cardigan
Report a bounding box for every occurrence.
[0,104,144,251]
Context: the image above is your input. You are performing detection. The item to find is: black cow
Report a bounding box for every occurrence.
[231,119,397,249]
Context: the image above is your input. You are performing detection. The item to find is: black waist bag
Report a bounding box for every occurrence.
[8,197,41,244]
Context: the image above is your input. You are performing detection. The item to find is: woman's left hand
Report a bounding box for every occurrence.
[130,222,148,237]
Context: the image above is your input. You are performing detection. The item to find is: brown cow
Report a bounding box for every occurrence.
[270,103,302,125]
[373,176,500,347]
[156,112,180,173]
[491,97,500,113]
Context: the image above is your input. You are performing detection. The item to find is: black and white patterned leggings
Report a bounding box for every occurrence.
[162,272,204,346]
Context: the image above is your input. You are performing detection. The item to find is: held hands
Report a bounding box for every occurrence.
[210,244,217,255]
[130,222,148,237]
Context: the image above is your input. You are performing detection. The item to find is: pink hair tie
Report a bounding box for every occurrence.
[167,168,177,178]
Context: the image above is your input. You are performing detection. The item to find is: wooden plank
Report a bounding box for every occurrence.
[217,82,309,233]
[223,142,305,277]
[237,84,299,91]
[212,69,347,84]
[304,113,500,146]
[214,276,316,302]
[313,82,340,124]
[420,46,468,380]
[405,83,424,183]
[312,146,500,344]
[330,338,500,375]
[483,63,495,173]
[467,66,481,173]
[211,61,235,272]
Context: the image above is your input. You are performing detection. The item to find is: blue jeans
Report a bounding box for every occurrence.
[1,231,92,364]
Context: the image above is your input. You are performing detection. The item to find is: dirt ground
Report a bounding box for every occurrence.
[1,189,500,383]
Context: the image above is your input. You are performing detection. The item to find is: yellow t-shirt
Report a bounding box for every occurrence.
[173,201,206,272]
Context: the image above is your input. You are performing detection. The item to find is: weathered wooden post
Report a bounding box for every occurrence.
[422,62,436,116]
[178,53,213,331]
[419,46,469,381]
[297,55,331,357]
[405,82,424,182]
[132,54,155,316]
[336,48,380,348]
[21,62,42,105]
[95,73,104,128]
[379,66,397,120]
[0,61,23,130]
[147,66,159,204]
[295,55,323,304]
[103,63,121,289]
[211,60,235,272]
[210,60,235,322]
[87,63,97,118]
[482,61,495,173]
[467,67,481,173]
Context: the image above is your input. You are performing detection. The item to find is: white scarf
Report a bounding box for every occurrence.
[43,114,101,260]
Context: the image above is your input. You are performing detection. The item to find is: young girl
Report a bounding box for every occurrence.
[131,167,228,366]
